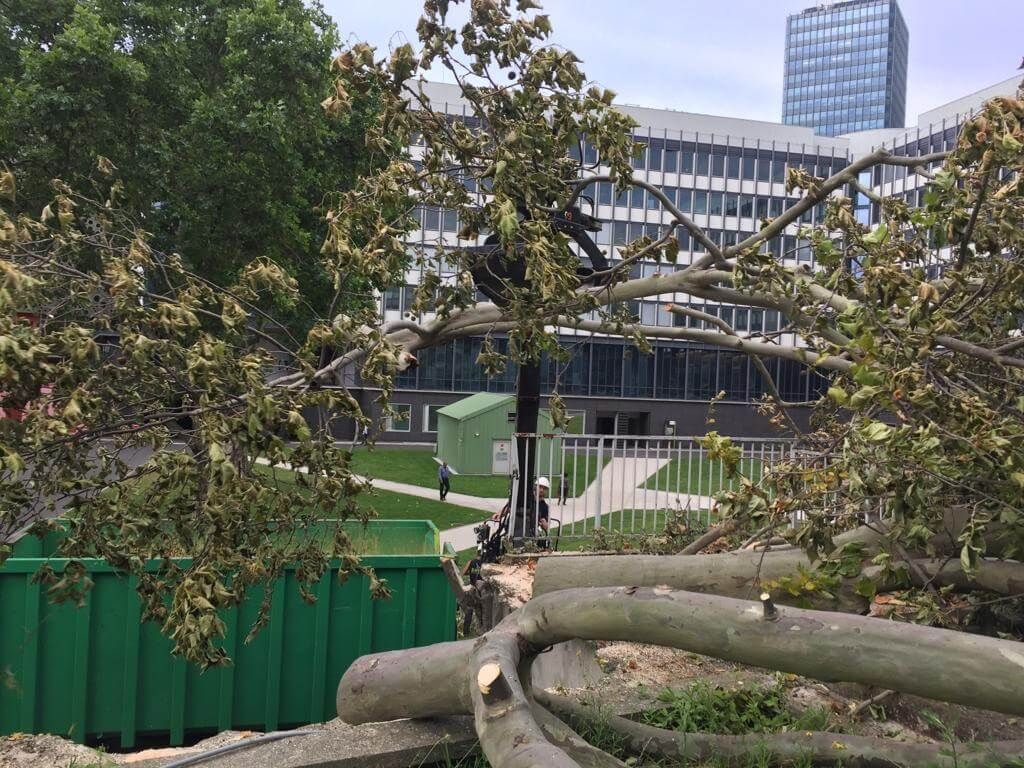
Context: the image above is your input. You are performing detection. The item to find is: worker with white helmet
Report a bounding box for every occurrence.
[534,476,551,533]
[490,476,550,534]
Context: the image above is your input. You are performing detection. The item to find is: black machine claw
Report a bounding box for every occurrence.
[466,199,610,306]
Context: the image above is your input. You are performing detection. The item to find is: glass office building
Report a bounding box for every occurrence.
[330,74,1020,443]
[783,0,908,136]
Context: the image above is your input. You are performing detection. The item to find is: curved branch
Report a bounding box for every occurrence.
[339,587,1024,729]
[469,623,581,768]
[666,303,813,427]
[727,149,949,258]
[560,315,852,374]
[545,174,725,265]
[538,691,1024,768]
[679,519,739,555]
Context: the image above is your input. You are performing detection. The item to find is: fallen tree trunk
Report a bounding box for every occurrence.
[532,546,1024,611]
[338,588,1024,767]
[532,524,892,610]
[532,548,867,609]
[538,690,1024,768]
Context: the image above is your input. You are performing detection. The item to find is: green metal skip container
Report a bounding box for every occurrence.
[0,520,457,748]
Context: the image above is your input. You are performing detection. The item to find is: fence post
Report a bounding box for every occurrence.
[594,436,604,531]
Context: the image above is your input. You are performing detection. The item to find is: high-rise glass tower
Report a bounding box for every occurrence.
[782,0,908,136]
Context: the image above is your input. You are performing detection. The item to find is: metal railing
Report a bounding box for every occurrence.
[507,433,797,540]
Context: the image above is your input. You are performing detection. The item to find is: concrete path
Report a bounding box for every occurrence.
[256,457,503,512]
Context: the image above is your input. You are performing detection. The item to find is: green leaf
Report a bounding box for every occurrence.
[849,385,881,408]
[854,577,877,599]
[862,222,889,245]
[862,421,892,442]
[960,544,976,573]
[827,386,848,404]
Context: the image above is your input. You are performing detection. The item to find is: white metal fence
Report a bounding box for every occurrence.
[507,433,797,540]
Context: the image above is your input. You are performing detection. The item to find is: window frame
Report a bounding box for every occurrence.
[387,403,413,432]
[423,404,441,433]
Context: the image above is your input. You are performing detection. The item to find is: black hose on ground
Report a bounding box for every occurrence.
[158,729,313,768]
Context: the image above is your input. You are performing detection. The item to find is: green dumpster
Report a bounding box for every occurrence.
[0,520,456,747]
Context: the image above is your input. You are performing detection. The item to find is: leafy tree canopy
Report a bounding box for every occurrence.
[0,0,381,332]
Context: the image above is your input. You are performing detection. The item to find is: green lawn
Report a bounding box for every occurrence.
[255,463,485,531]
[349,446,510,497]
[348,445,609,499]
[641,456,764,495]
[556,507,714,535]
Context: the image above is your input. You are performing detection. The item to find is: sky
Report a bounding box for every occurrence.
[320,0,1022,127]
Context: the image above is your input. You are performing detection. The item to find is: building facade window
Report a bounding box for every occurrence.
[423,405,441,433]
[387,404,412,432]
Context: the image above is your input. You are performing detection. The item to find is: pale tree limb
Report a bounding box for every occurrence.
[678,519,739,555]
[666,302,807,433]
[537,690,1024,768]
[338,587,1024,768]
[557,315,854,373]
[469,626,581,767]
[849,688,897,719]
[532,539,1024,612]
[727,148,950,258]
[441,555,481,632]
[433,314,854,374]
[530,702,629,768]
[545,174,726,265]
[739,523,775,549]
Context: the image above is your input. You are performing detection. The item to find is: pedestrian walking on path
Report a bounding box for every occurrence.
[438,461,451,500]
[559,473,568,505]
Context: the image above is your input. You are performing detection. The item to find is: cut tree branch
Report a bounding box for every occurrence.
[538,690,1024,768]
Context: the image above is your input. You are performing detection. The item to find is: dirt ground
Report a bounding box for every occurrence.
[588,639,1024,744]
[0,730,279,768]
[0,732,114,768]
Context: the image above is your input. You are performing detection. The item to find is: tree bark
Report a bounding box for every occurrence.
[468,623,579,768]
[912,558,1024,596]
[538,690,1024,768]
[678,519,738,555]
[533,529,1024,610]
[530,702,629,768]
[531,548,871,610]
[338,588,1024,730]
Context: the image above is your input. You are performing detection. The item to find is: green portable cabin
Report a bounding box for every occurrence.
[435,393,562,476]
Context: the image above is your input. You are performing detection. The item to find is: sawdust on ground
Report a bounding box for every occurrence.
[480,558,535,608]
[0,732,115,768]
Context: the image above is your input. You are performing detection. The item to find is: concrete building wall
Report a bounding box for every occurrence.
[306,388,809,447]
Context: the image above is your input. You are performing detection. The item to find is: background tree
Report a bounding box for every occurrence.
[0,0,381,332]
[0,0,403,666]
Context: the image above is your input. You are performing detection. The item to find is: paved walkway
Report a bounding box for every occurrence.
[255,456,716,552]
